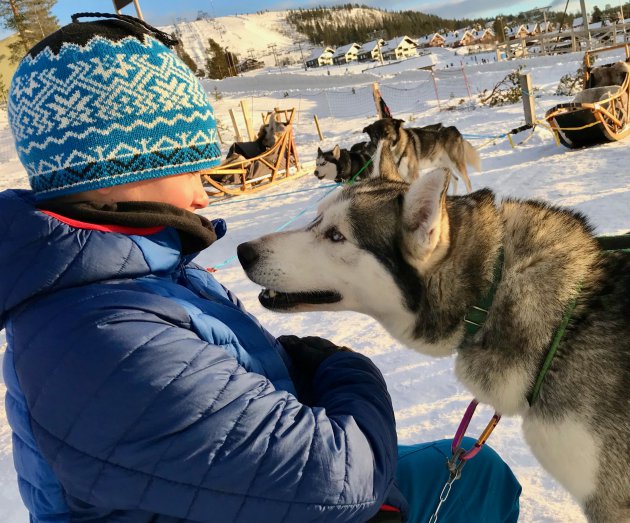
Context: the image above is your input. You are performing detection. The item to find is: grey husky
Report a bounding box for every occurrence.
[237,150,630,522]
[314,142,375,183]
[363,118,479,192]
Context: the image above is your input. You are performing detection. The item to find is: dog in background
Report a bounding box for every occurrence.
[237,150,630,523]
[314,141,376,183]
[363,118,478,192]
[224,118,286,164]
[588,61,630,88]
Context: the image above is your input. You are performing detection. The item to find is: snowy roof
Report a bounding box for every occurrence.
[525,23,538,33]
[381,36,416,53]
[417,33,443,44]
[359,39,383,53]
[306,47,334,61]
[333,43,360,58]
[507,25,526,36]
[472,28,494,38]
[573,16,592,28]
[443,29,471,45]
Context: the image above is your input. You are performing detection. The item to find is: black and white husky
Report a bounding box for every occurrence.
[238,150,630,523]
[364,118,479,192]
[314,142,376,183]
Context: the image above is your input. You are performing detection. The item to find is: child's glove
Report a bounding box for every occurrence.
[278,335,353,404]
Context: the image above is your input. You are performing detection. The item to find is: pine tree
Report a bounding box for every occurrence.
[173,37,198,75]
[205,38,238,79]
[0,0,59,63]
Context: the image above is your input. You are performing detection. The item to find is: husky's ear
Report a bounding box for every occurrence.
[402,168,450,261]
[317,147,323,156]
[373,140,403,182]
[332,144,341,159]
[392,118,405,130]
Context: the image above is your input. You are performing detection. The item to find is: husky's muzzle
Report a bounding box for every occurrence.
[237,241,342,311]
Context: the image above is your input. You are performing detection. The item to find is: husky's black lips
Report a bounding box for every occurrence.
[258,289,342,310]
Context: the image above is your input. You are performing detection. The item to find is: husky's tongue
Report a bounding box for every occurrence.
[258,288,342,311]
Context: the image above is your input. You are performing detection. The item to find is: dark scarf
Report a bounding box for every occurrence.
[39,200,218,255]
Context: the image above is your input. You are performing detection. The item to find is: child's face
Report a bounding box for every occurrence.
[100,172,209,211]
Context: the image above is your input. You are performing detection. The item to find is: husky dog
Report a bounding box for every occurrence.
[224,118,286,163]
[589,61,630,88]
[237,151,630,523]
[314,142,375,183]
[363,118,479,192]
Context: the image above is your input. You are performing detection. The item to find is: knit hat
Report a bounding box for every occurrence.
[8,13,221,201]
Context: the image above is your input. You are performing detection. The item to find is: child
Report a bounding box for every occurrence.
[0,13,520,522]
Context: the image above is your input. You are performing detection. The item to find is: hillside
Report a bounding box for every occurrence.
[161,11,308,72]
[0,35,20,102]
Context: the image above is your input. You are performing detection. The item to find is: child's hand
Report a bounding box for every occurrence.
[278,335,353,404]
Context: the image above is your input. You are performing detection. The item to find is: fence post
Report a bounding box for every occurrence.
[240,99,255,140]
[372,82,383,118]
[519,73,536,126]
[313,115,324,141]
[229,108,243,142]
[461,64,472,100]
[215,124,225,145]
[431,70,442,111]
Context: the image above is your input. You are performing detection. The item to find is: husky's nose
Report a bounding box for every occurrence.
[237,241,259,271]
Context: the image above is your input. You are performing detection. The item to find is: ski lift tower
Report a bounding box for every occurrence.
[112,0,144,20]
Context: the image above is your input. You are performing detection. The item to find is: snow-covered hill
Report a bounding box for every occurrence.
[160,11,309,71]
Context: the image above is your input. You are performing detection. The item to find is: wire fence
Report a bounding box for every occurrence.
[211,72,476,148]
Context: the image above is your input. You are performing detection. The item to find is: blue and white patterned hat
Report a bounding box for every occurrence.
[8,13,221,200]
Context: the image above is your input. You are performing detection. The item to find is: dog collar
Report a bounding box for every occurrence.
[462,248,504,338]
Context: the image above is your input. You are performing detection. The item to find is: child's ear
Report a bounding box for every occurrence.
[402,168,450,262]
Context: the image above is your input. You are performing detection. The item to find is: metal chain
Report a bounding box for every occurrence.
[428,448,467,523]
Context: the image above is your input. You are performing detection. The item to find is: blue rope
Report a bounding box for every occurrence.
[462,132,508,139]
[212,185,339,270]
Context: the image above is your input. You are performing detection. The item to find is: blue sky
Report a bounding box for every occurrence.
[1,0,586,40]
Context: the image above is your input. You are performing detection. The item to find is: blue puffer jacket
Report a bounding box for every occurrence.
[0,189,400,523]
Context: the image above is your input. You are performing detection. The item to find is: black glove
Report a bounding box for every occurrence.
[278,335,353,405]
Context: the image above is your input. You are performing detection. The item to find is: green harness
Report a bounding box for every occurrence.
[462,233,630,407]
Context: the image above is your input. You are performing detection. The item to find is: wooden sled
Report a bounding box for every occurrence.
[201,108,304,199]
[545,44,630,148]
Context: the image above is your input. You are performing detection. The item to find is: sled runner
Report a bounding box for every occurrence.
[201,108,304,198]
[544,43,630,148]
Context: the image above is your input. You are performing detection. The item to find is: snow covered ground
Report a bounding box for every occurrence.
[2,46,630,522]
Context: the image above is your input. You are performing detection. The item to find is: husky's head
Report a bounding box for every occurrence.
[314,145,341,180]
[363,118,405,145]
[238,146,457,355]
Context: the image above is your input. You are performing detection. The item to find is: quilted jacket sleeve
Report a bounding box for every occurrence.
[13,287,398,523]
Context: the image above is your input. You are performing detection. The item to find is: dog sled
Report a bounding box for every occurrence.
[201,108,304,198]
[544,44,630,148]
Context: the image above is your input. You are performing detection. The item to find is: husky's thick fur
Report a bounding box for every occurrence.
[238,152,630,523]
[314,142,375,183]
[589,61,630,88]
[363,118,479,192]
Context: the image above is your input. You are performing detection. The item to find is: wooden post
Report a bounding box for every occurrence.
[372,82,383,118]
[461,64,472,99]
[431,70,442,111]
[215,124,225,145]
[519,73,536,126]
[229,109,243,142]
[240,100,255,140]
[313,115,324,141]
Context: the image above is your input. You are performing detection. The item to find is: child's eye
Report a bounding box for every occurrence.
[325,227,345,242]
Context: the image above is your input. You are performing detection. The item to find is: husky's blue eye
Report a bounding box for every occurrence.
[325,227,345,242]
